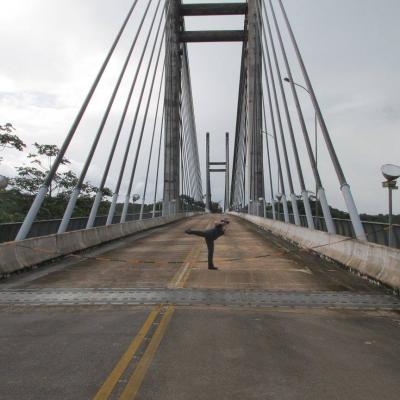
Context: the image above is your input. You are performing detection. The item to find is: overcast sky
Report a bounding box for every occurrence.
[0,0,399,215]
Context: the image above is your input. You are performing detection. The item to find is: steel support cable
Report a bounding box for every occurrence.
[260,31,289,222]
[267,0,335,233]
[15,0,140,241]
[231,41,246,207]
[182,44,202,201]
[179,36,193,200]
[261,95,276,219]
[60,0,153,232]
[235,82,246,207]
[237,88,247,208]
[231,16,248,209]
[105,0,165,225]
[262,0,313,228]
[61,0,154,232]
[182,121,192,201]
[257,3,297,224]
[181,85,192,200]
[120,28,166,223]
[179,81,188,199]
[180,62,192,202]
[179,103,187,201]
[231,55,246,207]
[185,72,199,201]
[83,1,154,229]
[242,98,248,208]
[178,90,187,200]
[238,86,248,207]
[139,66,165,220]
[187,83,202,201]
[274,0,366,240]
[152,106,165,217]
[184,107,193,202]
[241,77,248,206]
[182,58,196,201]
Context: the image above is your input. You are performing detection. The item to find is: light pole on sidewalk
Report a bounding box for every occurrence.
[283,77,319,220]
[381,164,400,247]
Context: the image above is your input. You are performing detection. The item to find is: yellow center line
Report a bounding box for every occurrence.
[168,218,213,288]
[179,245,202,288]
[92,305,162,400]
[119,306,175,400]
[167,246,197,288]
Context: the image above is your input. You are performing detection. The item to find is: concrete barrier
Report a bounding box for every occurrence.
[0,213,198,276]
[230,212,400,291]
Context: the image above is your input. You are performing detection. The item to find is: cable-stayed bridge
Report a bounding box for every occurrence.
[0,1,399,399]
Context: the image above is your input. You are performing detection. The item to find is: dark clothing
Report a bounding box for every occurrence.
[205,238,214,268]
[188,225,225,268]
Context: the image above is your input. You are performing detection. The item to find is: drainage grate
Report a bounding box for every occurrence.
[0,288,399,309]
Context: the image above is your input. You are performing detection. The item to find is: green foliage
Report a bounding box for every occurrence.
[0,137,115,222]
[179,194,206,211]
[0,123,26,163]
[14,142,71,196]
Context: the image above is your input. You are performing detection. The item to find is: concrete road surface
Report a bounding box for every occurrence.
[1,214,399,399]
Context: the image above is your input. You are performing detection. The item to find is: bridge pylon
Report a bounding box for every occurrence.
[163,0,182,216]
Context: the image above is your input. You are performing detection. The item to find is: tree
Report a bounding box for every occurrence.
[0,123,26,163]
[12,142,72,196]
[12,142,113,201]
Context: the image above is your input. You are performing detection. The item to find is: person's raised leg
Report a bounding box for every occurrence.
[185,229,206,237]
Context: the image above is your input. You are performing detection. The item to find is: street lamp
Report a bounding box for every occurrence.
[284,77,319,219]
[381,164,400,248]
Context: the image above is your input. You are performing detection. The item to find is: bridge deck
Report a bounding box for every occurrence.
[1,214,399,399]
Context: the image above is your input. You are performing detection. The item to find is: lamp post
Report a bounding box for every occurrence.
[259,197,266,218]
[381,164,400,248]
[284,77,319,221]
[276,193,282,221]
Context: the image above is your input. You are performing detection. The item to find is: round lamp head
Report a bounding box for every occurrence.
[381,164,400,181]
[0,175,8,190]
[132,194,140,202]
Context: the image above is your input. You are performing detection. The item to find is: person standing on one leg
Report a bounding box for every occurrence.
[185,219,230,270]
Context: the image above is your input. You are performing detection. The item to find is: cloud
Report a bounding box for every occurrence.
[0,0,399,216]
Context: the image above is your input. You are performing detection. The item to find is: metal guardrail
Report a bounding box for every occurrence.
[0,212,162,243]
[1,210,398,249]
[263,211,400,249]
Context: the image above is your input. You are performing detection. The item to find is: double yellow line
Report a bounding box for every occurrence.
[93,218,215,399]
[168,218,214,288]
[93,305,175,400]
[168,244,202,288]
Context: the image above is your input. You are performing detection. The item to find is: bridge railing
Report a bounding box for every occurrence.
[0,212,162,243]
[262,211,400,249]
